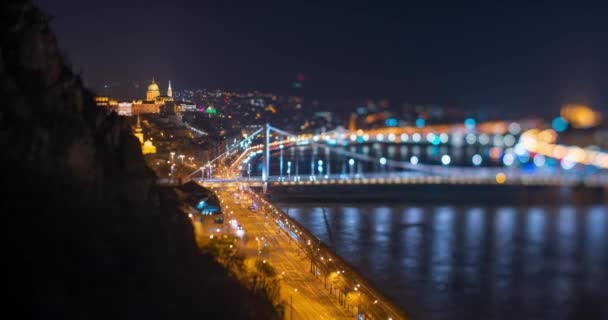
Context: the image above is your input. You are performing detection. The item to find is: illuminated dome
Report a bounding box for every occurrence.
[146,79,161,101]
[147,81,159,92]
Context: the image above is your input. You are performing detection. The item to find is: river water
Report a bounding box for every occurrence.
[278,202,608,320]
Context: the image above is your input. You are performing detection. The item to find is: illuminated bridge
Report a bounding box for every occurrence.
[188,123,608,190]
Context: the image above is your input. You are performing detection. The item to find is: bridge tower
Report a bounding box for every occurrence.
[262,123,270,193]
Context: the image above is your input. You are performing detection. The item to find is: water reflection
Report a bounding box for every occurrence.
[279,203,608,320]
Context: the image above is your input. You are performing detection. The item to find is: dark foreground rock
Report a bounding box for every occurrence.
[1,1,278,319]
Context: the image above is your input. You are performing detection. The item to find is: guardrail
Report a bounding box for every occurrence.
[197,171,608,188]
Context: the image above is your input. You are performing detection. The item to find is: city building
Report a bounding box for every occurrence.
[132,79,178,115]
[133,115,144,144]
[142,140,157,154]
[131,115,157,154]
[95,96,118,107]
[118,101,132,116]
[132,103,160,115]
[146,79,161,101]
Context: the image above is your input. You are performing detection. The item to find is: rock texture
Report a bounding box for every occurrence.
[1,1,278,319]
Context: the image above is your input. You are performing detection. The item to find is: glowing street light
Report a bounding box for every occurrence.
[472,154,482,166]
[441,155,451,165]
[410,156,419,165]
[348,158,355,176]
[379,157,387,172]
[290,288,298,320]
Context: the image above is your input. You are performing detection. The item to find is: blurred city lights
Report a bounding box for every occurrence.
[533,154,546,167]
[508,122,521,134]
[412,133,421,142]
[478,134,490,145]
[464,118,476,130]
[415,118,426,128]
[441,155,451,165]
[472,154,482,166]
[552,116,568,132]
[560,159,576,170]
[495,172,507,184]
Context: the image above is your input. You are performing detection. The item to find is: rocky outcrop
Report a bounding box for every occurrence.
[1,1,278,319]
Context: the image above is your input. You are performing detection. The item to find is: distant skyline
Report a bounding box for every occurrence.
[36,0,608,117]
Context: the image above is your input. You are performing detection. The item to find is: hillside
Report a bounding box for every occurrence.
[1,1,278,319]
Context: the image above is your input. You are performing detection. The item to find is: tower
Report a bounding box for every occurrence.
[167,80,173,97]
[133,115,144,144]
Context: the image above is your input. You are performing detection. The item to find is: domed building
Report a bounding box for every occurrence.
[146,79,161,101]
[131,78,182,116]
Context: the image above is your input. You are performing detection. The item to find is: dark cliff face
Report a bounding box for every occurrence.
[1,1,277,319]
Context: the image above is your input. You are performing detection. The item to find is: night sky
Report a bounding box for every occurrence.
[36,0,608,116]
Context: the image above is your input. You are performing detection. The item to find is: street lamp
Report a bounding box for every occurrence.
[379,157,387,173]
[348,158,355,176]
[291,288,298,320]
[351,287,362,317]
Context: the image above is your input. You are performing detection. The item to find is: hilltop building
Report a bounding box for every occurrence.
[145,79,161,101]
[132,79,175,115]
[96,79,183,117]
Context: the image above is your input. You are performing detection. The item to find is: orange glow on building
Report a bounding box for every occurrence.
[132,103,161,115]
[560,104,602,129]
[95,96,118,107]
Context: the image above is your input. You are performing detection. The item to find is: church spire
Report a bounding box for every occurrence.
[133,115,144,144]
[167,80,173,97]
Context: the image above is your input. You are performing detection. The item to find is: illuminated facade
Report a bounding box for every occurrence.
[133,115,144,144]
[146,79,161,101]
[132,103,161,115]
[145,79,175,103]
[95,96,109,106]
[118,101,132,116]
[142,140,157,154]
[130,115,157,154]
[155,95,174,104]
[95,96,118,107]
[99,79,181,117]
